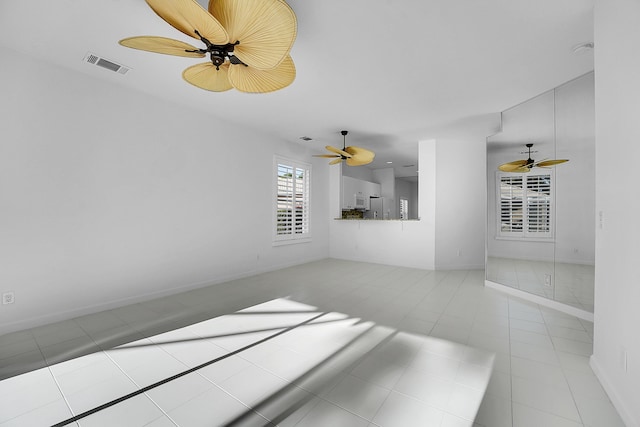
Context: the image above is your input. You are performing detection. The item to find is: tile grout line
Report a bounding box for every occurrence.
[101,336,181,427]
[511,298,590,425]
[507,295,515,427]
[541,306,587,426]
[0,262,610,427]
[46,367,80,427]
[55,316,166,425]
[49,311,328,427]
[225,322,390,426]
[28,326,78,425]
[313,329,401,425]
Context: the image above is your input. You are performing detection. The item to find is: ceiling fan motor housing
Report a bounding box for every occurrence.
[312,130,375,166]
[119,0,297,93]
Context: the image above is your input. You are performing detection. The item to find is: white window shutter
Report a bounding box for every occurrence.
[275,157,311,242]
[497,171,553,239]
[500,175,524,233]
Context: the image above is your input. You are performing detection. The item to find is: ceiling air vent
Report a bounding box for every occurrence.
[83,52,131,75]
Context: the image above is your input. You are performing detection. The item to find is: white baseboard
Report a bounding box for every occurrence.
[0,255,327,336]
[488,254,595,266]
[435,263,485,271]
[330,253,435,270]
[484,280,594,322]
[590,355,638,427]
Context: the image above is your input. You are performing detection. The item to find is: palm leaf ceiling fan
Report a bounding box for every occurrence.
[119,0,297,93]
[498,143,568,173]
[314,131,376,166]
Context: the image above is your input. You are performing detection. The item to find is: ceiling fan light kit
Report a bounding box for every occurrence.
[119,0,297,93]
[313,131,376,166]
[498,143,568,173]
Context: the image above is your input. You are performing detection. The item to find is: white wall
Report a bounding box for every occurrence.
[592,1,640,425]
[342,164,374,182]
[486,74,595,265]
[555,73,595,265]
[329,140,436,269]
[434,136,487,270]
[330,220,435,268]
[0,46,330,335]
[331,128,490,271]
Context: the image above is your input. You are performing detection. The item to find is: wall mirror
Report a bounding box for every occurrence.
[486,72,595,312]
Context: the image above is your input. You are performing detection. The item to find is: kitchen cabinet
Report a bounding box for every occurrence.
[342,176,382,210]
[342,176,358,209]
[362,180,381,209]
[363,180,381,198]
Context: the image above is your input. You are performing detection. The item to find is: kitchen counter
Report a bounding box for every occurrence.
[334,218,421,221]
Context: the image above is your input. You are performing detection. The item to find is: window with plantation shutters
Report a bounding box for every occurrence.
[499,175,524,233]
[526,174,551,233]
[274,156,311,244]
[400,198,409,220]
[497,171,553,239]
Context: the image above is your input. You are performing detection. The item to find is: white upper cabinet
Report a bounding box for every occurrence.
[342,176,382,210]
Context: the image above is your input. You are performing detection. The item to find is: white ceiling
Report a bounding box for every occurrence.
[0,0,594,177]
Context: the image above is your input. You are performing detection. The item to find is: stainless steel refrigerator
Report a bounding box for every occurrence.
[368,197,385,219]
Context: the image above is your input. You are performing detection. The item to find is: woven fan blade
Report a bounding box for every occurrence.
[346,159,367,166]
[511,166,531,173]
[119,36,205,58]
[536,159,569,167]
[313,154,340,158]
[325,145,351,158]
[228,55,295,93]
[146,0,228,44]
[182,62,233,92]
[345,146,375,165]
[498,160,527,172]
[209,0,296,70]
[329,158,343,165]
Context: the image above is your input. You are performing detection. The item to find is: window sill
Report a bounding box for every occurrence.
[495,236,555,243]
[333,218,421,221]
[273,237,312,247]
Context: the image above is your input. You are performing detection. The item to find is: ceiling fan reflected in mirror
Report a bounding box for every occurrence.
[314,131,376,166]
[498,143,569,173]
[119,0,297,93]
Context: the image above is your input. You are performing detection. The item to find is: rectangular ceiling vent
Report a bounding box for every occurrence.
[83,52,131,75]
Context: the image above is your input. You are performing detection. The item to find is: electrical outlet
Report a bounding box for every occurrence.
[544,274,552,287]
[599,211,604,229]
[2,292,15,305]
[456,249,461,257]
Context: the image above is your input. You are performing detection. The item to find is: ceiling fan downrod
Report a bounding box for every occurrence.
[188,30,245,69]
[341,130,348,158]
[525,143,534,167]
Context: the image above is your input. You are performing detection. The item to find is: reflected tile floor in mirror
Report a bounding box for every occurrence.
[0,259,620,426]
[486,257,595,312]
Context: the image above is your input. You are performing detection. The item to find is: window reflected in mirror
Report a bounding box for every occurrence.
[486,72,595,313]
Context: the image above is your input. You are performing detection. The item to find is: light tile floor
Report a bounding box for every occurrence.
[0,259,623,426]
[486,257,595,312]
